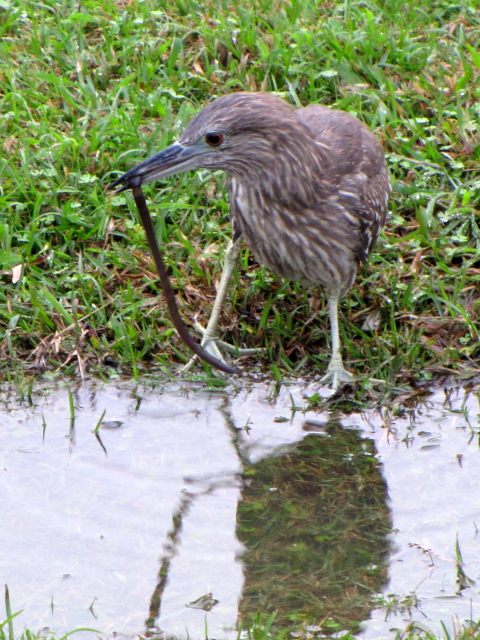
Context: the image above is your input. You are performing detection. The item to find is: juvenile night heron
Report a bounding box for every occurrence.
[112,92,390,388]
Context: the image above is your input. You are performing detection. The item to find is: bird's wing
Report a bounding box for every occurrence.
[297,105,390,263]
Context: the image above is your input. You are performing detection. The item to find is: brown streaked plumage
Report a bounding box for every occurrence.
[111,92,390,387]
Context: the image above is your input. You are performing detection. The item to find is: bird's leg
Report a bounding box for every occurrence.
[197,237,261,355]
[181,237,259,373]
[320,295,355,390]
[197,237,241,361]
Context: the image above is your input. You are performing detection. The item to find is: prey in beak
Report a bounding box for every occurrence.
[105,134,239,376]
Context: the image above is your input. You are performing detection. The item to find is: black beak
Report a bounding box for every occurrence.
[108,142,202,193]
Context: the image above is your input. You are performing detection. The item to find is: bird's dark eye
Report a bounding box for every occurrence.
[205,132,223,147]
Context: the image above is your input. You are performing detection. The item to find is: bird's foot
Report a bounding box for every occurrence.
[180,322,262,374]
[180,334,225,374]
[320,361,355,390]
[193,321,262,356]
[198,333,228,363]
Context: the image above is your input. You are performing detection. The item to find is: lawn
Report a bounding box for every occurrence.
[1,0,480,386]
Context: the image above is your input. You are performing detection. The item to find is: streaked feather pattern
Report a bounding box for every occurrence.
[187,94,391,296]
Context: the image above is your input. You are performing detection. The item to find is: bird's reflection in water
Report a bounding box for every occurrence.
[237,422,391,636]
[147,419,391,639]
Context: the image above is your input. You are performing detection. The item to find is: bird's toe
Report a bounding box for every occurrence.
[320,364,355,390]
[200,336,227,364]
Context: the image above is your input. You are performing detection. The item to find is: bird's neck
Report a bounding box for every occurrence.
[231,134,332,208]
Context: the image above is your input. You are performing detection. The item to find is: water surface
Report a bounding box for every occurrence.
[1,380,479,638]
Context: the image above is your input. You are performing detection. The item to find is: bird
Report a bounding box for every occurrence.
[111,92,390,389]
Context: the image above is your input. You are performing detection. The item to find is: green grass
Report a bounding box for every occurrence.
[238,613,480,640]
[0,625,95,640]
[0,585,98,640]
[1,0,480,386]
[2,613,480,640]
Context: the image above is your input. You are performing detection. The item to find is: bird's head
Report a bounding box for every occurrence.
[109,93,304,191]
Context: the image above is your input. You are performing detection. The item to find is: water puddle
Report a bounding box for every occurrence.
[1,380,479,639]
